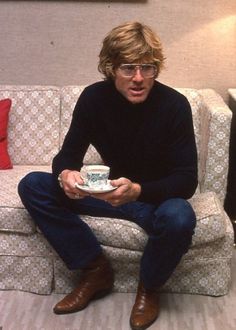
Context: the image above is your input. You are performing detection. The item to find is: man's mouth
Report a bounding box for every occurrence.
[130,87,145,95]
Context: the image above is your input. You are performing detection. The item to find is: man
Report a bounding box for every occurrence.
[18,22,198,330]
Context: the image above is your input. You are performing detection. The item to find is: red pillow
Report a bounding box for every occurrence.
[0,98,13,169]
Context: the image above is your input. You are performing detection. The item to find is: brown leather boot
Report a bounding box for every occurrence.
[130,282,160,330]
[53,253,114,314]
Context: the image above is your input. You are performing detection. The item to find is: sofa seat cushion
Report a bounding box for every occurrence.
[53,215,233,295]
[0,219,232,296]
[0,165,50,233]
[0,163,226,249]
[0,192,233,296]
[82,192,226,251]
[0,232,54,257]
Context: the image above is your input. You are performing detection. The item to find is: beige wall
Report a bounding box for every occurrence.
[0,0,235,101]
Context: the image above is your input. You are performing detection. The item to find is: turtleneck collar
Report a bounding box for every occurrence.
[108,79,158,111]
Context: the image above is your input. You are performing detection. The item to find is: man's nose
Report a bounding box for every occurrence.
[132,68,144,82]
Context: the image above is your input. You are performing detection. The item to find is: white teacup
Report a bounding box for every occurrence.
[81,165,110,188]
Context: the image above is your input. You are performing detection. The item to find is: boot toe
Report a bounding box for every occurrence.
[130,282,160,330]
[130,312,158,330]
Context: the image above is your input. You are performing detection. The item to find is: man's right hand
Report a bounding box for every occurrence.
[58,169,90,199]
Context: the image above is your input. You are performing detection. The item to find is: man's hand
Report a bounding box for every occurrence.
[90,177,141,207]
[58,169,90,199]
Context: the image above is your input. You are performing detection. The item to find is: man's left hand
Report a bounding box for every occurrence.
[90,177,141,207]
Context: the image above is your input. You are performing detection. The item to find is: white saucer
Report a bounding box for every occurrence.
[75,180,117,193]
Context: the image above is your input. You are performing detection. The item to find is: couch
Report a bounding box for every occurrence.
[225,88,236,244]
[0,85,234,296]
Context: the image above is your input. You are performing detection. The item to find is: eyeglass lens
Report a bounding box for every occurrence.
[119,64,156,77]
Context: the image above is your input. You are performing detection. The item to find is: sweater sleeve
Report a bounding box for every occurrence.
[52,90,91,178]
[138,96,198,205]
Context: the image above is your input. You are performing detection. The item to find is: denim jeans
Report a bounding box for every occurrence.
[18,171,196,289]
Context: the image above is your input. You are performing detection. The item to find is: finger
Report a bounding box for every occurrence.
[74,193,81,199]
[65,192,75,199]
[110,178,131,191]
[110,199,122,207]
[64,183,80,195]
[110,177,126,186]
[66,192,82,199]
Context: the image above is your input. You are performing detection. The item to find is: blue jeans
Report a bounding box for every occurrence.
[18,171,196,289]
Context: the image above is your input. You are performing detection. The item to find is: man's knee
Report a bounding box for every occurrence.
[154,198,196,238]
[18,171,49,199]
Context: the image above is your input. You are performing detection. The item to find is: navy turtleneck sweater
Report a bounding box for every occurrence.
[52,80,198,205]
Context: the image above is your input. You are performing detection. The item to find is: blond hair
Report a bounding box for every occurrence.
[98,21,165,80]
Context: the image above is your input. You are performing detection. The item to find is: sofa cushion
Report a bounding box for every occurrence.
[0,219,232,296]
[0,232,54,257]
[53,218,233,295]
[0,165,50,233]
[176,88,201,149]
[0,98,13,169]
[0,86,60,165]
[82,192,226,250]
[0,164,225,248]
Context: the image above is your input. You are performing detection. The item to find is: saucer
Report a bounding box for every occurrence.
[75,180,117,193]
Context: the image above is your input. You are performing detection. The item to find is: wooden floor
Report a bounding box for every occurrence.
[1,250,236,330]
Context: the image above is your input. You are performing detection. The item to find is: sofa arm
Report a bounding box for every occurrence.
[198,89,232,204]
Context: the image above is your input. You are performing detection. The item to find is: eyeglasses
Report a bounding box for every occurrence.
[118,64,157,78]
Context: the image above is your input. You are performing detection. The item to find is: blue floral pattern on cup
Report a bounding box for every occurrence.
[81,165,110,188]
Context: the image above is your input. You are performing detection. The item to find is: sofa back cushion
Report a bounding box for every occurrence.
[175,88,201,151]
[0,86,60,165]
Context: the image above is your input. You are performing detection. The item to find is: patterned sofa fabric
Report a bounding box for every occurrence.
[0,165,231,256]
[0,192,229,255]
[0,86,60,165]
[0,165,50,233]
[0,164,233,296]
[0,256,53,294]
[198,89,232,203]
[0,166,226,247]
[0,85,234,297]
[82,192,227,250]
[0,206,232,296]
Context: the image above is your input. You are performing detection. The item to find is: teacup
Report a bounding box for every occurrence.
[81,165,110,188]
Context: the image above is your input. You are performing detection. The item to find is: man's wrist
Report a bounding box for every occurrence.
[57,169,70,188]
